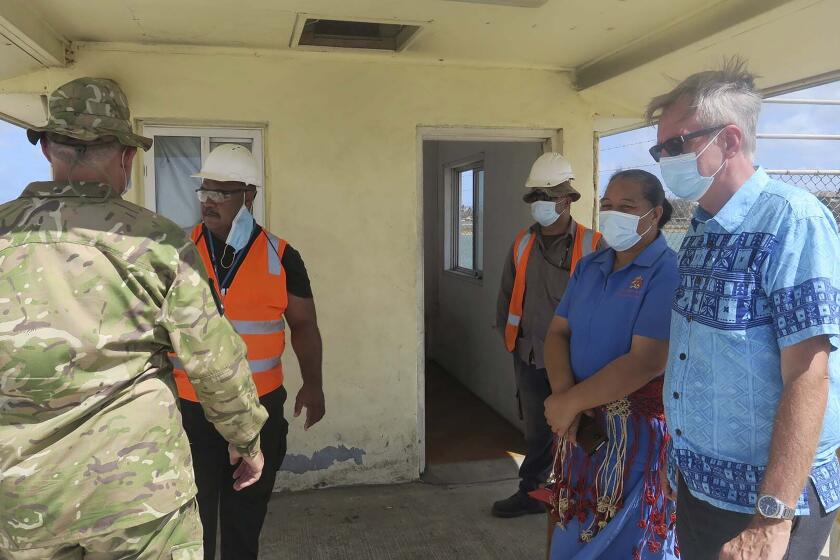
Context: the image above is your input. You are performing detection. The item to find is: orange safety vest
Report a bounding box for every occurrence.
[504,223,602,353]
[172,224,288,401]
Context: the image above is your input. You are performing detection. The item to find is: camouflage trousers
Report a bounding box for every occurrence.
[0,500,202,560]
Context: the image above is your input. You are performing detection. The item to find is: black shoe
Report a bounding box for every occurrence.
[491,491,546,518]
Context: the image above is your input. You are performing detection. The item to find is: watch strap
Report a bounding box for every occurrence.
[780,503,796,520]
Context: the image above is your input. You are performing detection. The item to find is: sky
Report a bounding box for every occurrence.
[598,80,840,194]
[0,123,50,202]
[1,81,838,205]
[460,168,474,207]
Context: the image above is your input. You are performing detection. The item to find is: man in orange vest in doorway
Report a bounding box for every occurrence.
[494,152,605,518]
[172,144,326,559]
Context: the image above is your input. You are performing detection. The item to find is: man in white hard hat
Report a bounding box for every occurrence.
[494,152,605,518]
[171,144,326,560]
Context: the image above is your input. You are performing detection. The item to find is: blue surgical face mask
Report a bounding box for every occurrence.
[600,208,654,252]
[225,202,254,252]
[658,129,726,201]
[530,201,566,227]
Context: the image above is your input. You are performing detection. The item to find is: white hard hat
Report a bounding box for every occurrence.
[525,152,575,189]
[192,144,262,187]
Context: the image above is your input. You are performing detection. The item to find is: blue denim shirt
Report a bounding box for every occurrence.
[664,168,840,515]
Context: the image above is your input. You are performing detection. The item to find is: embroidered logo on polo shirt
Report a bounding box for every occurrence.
[618,275,645,299]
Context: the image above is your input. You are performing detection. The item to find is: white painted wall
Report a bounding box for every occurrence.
[0,44,597,490]
[424,140,541,429]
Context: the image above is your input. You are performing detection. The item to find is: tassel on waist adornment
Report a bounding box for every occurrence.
[547,378,678,557]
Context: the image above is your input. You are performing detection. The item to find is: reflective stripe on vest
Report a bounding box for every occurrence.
[504,228,536,353]
[229,319,286,335]
[504,223,602,353]
[515,232,533,266]
[172,224,288,401]
[581,229,595,254]
[570,223,602,275]
[266,232,283,276]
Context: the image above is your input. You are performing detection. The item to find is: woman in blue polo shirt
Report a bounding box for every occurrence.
[542,169,680,559]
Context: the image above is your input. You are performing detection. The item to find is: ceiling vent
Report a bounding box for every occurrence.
[293,17,422,52]
[442,0,549,7]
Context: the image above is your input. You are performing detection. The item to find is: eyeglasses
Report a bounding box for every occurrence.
[195,188,249,203]
[648,125,726,162]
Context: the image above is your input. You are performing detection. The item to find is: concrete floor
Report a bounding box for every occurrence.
[259,473,545,559]
[258,467,833,560]
[255,364,833,559]
[258,366,542,559]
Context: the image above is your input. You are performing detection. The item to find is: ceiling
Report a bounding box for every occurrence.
[18,0,719,69]
[1,0,838,124]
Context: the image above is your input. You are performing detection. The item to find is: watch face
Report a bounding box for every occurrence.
[758,496,780,518]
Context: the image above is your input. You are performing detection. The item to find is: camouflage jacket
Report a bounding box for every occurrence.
[0,182,268,550]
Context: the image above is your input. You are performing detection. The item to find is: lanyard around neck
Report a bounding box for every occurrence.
[203,225,250,293]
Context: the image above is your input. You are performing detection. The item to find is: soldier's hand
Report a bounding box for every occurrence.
[228,445,265,491]
[294,383,326,430]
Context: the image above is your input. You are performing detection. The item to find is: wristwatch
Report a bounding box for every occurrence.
[756,494,796,520]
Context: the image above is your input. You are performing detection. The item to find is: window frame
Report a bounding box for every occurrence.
[443,155,484,281]
[140,124,266,225]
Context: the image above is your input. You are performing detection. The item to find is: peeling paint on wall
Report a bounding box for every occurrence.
[280,445,366,474]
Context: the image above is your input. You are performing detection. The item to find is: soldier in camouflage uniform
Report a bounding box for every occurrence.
[0,77,269,559]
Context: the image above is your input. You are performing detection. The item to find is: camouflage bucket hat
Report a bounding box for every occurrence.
[27,77,152,151]
[523,181,581,203]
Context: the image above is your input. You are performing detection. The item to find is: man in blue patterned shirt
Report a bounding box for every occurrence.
[647,59,840,560]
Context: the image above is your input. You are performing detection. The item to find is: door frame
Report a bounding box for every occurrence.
[415,126,562,473]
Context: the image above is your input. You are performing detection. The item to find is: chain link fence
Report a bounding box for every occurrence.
[662,171,840,249]
[767,171,840,223]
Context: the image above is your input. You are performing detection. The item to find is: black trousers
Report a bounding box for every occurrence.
[513,357,555,494]
[180,387,289,560]
[677,473,838,560]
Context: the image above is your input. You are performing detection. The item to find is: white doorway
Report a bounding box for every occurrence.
[418,127,559,475]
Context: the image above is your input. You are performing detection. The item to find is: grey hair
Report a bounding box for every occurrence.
[45,133,124,168]
[645,57,762,156]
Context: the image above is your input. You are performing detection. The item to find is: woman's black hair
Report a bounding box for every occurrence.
[608,169,673,228]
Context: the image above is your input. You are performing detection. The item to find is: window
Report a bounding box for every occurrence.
[141,125,265,229]
[0,118,50,205]
[445,158,484,278]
